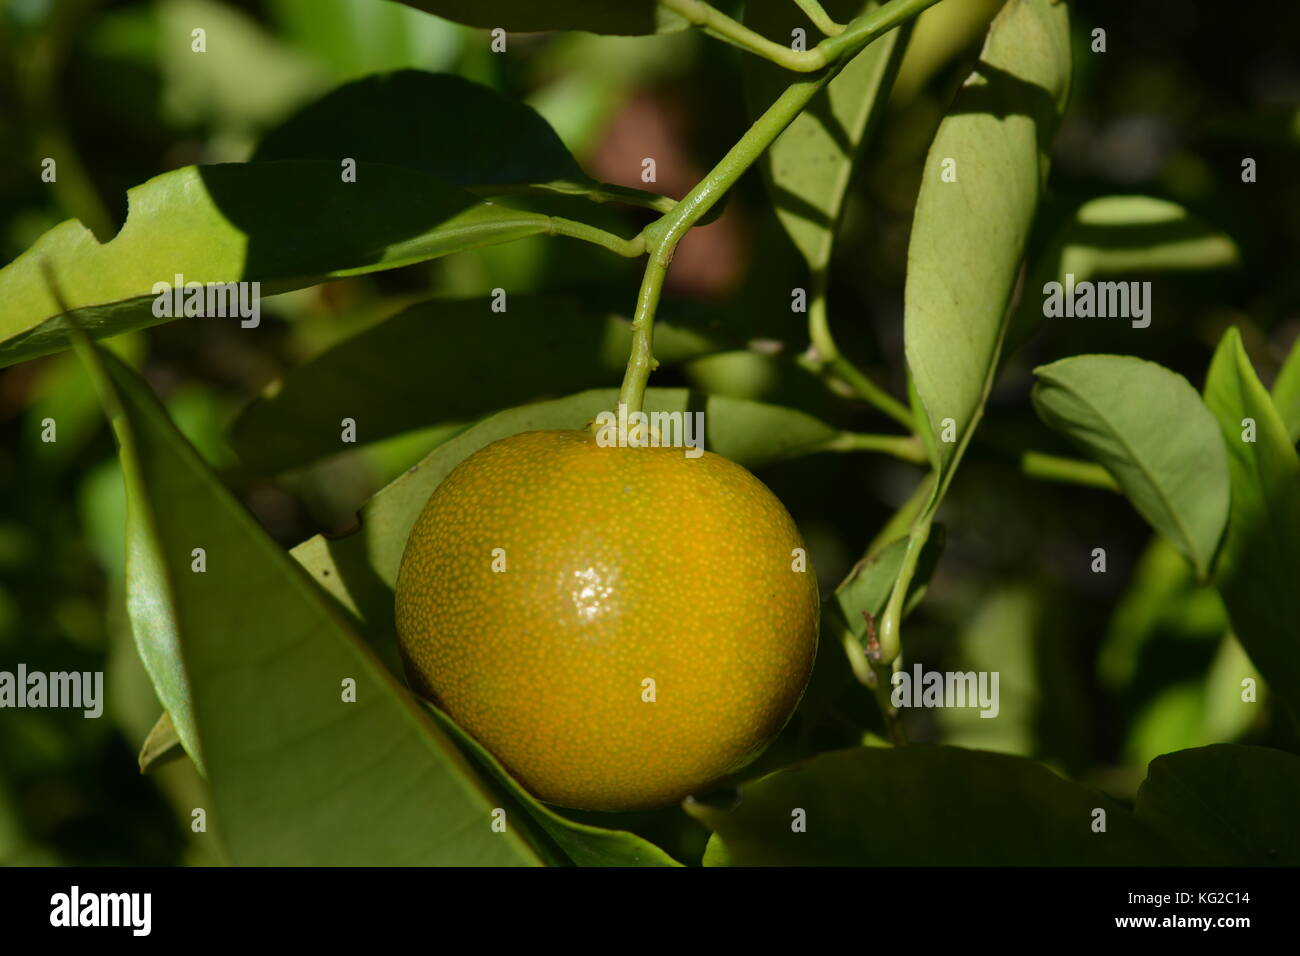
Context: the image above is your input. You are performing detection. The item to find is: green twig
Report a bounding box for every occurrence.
[806,288,915,429]
[659,0,830,71]
[816,431,927,464]
[658,0,942,73]
[618,0,946,413]
[793,0,846,36]
[547,217,647,257]
[1021,451,1119,491]
[875,512,932,664]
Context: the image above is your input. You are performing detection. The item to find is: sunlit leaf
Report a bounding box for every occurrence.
[0,162,551,368]
[904,0,1071,472]
[1032,354,1229,580]
[75,339,543,865]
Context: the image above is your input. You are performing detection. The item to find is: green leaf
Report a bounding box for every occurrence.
[251,69,669,212]
[1203,327,1300,727]
[0,161,551,368]
[1136,744,1300,865]
[253,70,584,183]
[686,745,1181,865]
[1272,332,1300,444]
[426,705,682,866]
[743,0,907,274]
[290,387,841,661]
[229,296,736,475]
[137,711,184,774]
[394,0,687,35]
[904,0,1071,472]
[1008,195,1239,350]
[833,523,944,641]
[1032,354,1229,580]
[74,338,543,865]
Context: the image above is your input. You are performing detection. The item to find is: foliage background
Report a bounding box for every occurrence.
[0,0,1297,864]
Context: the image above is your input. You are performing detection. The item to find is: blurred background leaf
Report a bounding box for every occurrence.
[1203,328,1300,731]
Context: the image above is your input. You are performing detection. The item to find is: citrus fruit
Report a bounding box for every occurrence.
[394,427,819,812]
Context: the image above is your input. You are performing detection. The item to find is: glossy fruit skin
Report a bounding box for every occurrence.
[394,429,819,812]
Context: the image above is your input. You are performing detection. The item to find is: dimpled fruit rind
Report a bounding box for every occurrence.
[394,428,819,812]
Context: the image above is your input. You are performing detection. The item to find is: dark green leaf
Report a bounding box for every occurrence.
[1203,327,1300,727]
[1032,355,1229,580]
[252,69,668,212]
[904,0,1071,472]
[0,161,551,368]
[75,339,542,865]
[229,296,737,475]
[834,523,944,641]
[686,745,1181,865]
[394,0,687,35]
[1136,744,1300,865]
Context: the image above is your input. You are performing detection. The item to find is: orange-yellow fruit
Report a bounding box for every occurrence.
[394,428,819,812]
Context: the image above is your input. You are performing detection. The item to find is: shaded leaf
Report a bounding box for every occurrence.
[426,705,682,866]
[1032,354,1229,580]
[1203,327,1300,728]
[686,745,1181,865]
[251,70,670,212]
[75,339,542,865]
[1009,195,1239,349]
[1136,744,1300,865]
[254,70,584,183]
[0,162,551,368]
[833,523,945,640]
[743,0,906,274]
[394,0,687,35]
[137,711,184,774]
[904,0,1071,472]
[229,296,737,475]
